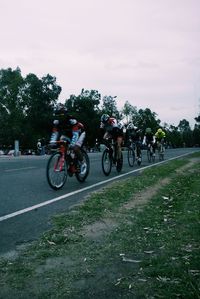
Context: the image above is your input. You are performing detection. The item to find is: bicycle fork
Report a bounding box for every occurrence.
[54,145,65,172]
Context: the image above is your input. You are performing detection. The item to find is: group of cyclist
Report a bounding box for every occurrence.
[99,113,166,164]
[49,105,166,175]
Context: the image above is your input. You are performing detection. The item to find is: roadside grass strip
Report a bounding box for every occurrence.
[0,152,200,298]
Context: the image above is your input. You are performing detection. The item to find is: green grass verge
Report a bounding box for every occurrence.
[0,152,200,298]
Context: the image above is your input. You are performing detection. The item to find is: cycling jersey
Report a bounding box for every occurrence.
[100,117,123,140]
[50,116,86,148]
[155,131,166,142]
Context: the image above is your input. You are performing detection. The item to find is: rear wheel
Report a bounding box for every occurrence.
[102,148,112,176]
[147,149,151,163]
[46,152,67,190]
[137,154,142,166]
[127,147,135,167]
[75,149,90,182]
[158,143,164,161]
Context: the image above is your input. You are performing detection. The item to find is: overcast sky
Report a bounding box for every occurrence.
[0,0,200,127]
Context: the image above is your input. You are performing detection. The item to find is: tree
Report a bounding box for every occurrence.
[133,108,161,134]
[165,125,182,148]
[121,101,137,124]
[65,89,101,147]
[101,95,119,118]
[22,73,61,148]
[0,67,25,147]
[178,119,192,147]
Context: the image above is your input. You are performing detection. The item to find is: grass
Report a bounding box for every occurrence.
[0,152,200,298]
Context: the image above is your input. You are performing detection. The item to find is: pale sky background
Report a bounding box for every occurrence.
[0,0,200,127]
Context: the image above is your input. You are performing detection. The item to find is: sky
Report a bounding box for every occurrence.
[0,0,200,128]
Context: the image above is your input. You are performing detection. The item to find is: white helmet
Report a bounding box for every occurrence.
[127,123,135,130]
[69,119,77,125]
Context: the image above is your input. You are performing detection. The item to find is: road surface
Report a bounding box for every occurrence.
[0,147,199,256]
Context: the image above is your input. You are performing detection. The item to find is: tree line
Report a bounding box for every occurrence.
[0,67,200,152]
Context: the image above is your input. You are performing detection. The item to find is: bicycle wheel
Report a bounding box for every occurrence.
[147,149,151,163]
[137,154,142,166]
[75,149,90,182]
[46,152,67,190]
[158,144,164,161]
[116,152,123,173]
[102,148,112,176]
[127,147,135,167]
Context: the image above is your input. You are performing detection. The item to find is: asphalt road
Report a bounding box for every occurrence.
[0,147,199,256]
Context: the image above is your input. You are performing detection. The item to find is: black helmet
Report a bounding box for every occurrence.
[54,103,68,116]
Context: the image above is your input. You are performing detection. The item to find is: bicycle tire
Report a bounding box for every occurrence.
[102,148,112,176]
[127,147,135,167]
[137,157,142,165]
[75,149,90,182]
[147,149,151,163]
[46,152,68,190]
[116,152,123,173]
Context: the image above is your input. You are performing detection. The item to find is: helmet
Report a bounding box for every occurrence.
[127,123,135,130]
[101,114,109,123]
[69,119,77,125]
[158,128,163,133]
[54,103,68,116]
[146,127,152,133]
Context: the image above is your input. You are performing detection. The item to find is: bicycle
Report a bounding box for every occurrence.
[46,139,90,190]
[101,138,123,176]
[157,139,165,161]
[147,142,155,163]
[127,139,142,167]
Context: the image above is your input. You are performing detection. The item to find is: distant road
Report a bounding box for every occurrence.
[0,147,199,256]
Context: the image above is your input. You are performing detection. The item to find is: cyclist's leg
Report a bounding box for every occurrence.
[136,140,141,158]
[116,136,123,160]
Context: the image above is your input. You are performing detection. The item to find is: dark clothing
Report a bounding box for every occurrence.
[145,132,154,143]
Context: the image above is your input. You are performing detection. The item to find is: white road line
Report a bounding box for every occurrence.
[0,152,195,222]
[5,167,36,172]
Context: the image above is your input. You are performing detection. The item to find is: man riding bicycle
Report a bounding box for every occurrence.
[50,104,87,175]
[100,114,124,163]
[125,123,142,163]
[155,128,166,159]
[155,128,166,144]
[142,127,156,156]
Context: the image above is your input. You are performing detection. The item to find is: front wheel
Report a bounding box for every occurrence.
[116,152,123,173]
[127,147,135,167]
[102,148,112,176]
[75,149,90,182]
[46,152,68,190]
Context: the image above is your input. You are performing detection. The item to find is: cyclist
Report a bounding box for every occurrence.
[155,128,166,158]
[142,127,156,156]
[100,114,124,163]
[155,128,166,143]
[125,123,142,163]
[50,105,87,175]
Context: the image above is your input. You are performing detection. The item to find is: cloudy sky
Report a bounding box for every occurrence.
[0,0,200,127]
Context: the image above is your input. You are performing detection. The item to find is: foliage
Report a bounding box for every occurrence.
[101,95,119,118]
[65,89,101,146]
[0,68,61,150]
